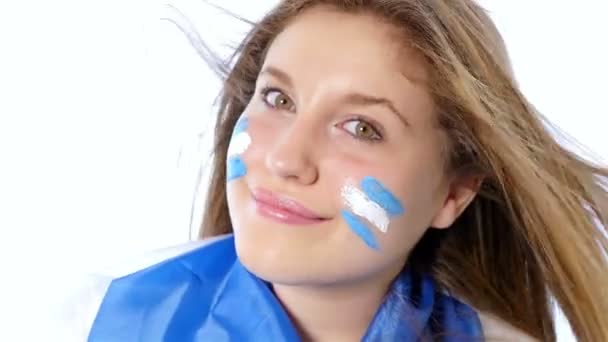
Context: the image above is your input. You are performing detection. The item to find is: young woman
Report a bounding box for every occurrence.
[80,1,608,341]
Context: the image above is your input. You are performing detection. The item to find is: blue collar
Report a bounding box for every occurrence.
[89,236,482,341]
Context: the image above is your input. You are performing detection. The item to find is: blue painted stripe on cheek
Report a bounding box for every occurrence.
[232,117,249,136]
[227,156,247,181]
[360,176,405,216]
[341,210,379,250]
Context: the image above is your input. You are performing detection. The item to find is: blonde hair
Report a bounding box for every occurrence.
[198,1,608,340]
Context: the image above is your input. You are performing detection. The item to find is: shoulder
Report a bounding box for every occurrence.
[87,234,238,340]
[53,235,235,342]
[477,311,539,342]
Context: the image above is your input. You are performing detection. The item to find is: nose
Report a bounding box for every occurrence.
[265,119,319,186]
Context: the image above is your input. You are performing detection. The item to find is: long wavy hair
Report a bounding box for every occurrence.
[194,1,608,340]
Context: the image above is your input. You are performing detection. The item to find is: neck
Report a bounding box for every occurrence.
[272,265,402,341]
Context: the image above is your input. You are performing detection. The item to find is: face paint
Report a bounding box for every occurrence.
[226,117,251,182]
[232,117,249,136]
[341,210,379,250]
[227,131,251,157]
[341,183,390,233]
[341,176,406,250]
[227,156,247,181]
[360,176,405,216]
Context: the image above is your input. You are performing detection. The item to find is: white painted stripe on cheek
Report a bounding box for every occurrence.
[341,184,390,233]
[227,132,251,157]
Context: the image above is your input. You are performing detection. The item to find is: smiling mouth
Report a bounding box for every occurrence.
[252,187,330,225]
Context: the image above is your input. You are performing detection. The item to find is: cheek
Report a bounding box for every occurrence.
[369,166,444,256]
[233,114,295,175]
[338,174,407,251]
[332,153,442,255]
[225,114,293,182]
[226,117,251,182]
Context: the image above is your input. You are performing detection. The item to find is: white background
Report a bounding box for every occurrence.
[1,0,606,340]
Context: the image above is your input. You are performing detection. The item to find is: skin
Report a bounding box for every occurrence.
[226,6,479,341]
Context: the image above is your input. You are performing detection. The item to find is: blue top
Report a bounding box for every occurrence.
[88,235,483,341]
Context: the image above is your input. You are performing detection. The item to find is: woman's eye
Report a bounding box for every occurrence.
[261,87,294,111]
[341,119,382,142]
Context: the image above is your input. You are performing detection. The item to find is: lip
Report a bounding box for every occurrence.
[252,187,329,225]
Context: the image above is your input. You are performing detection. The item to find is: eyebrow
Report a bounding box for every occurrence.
[259,66,410,127]
[343,93,410,127]
[260,66,293,88]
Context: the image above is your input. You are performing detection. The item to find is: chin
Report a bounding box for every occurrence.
[233,232,383,287]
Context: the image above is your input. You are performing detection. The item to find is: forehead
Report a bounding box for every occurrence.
[263,6,429,85]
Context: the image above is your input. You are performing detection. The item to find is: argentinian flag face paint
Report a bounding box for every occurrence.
[341,176,405,250]
[226,117,251,182]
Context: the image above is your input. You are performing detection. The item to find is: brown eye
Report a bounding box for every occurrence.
[262,88,294,111]
[342,119,382,142]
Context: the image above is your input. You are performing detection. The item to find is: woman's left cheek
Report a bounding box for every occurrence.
[340,176,406,251]
[226,117,251,182]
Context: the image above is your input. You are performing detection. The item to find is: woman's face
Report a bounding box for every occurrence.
[226,6,470,286]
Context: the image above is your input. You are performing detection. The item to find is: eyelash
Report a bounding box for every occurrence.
[340,115,384,143]
[259,85,384,143]
[260,86,294,111]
